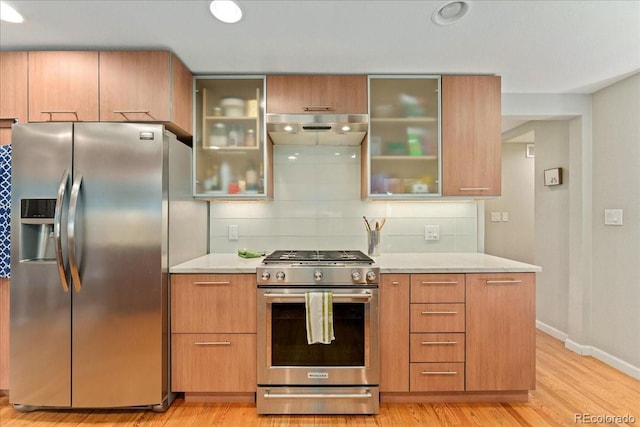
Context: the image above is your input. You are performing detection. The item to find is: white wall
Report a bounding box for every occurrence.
[484,141,535,264]
[591,73,640,369]
[209,145,480,254]
[503,75,640,378]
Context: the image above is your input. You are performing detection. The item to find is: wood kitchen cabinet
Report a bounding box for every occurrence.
[465,273,536,391]
[266,75,368,114]
[0,278,8,390]
[0,51,28,145]
[28,51,99,122]
[441,75,501,196]
[379,274,410,392]
[99,50,193,139]
[409,274,465,392]
[170,274,256,400]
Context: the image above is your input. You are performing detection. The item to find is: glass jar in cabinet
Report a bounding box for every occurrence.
[366,76,441,198]
[194,76,268,198]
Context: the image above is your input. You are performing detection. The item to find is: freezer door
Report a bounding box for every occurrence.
[71,123,167,408]
[10,123,73,407]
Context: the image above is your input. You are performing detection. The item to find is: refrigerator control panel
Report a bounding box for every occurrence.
[21,198,56,219]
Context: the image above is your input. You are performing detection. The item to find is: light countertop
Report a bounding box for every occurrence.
[170,252,541,274]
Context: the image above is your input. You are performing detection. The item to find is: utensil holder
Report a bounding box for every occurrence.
[367,230,380,257]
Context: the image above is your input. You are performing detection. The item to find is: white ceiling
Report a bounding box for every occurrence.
[1,0,639,95]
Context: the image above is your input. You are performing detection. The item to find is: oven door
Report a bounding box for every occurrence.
[257,287,379,386]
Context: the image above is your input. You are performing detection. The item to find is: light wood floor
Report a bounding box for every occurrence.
[1,331,638,426]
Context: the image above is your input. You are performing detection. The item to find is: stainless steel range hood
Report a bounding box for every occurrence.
[267,114,368,146]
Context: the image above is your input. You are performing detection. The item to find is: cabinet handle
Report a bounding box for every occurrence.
[421,341,458,345]
[42,111,78,120]
[421,311,458,315]
[193,281,231,285]
[0,117,17,128]
[302,106,333,112]
[113,110,155,120]
[421,281,458,285]
[421,371,457,375]
[459,187,490,191]
[391,281,400,285]
[194,341,231,346]
[485,280,523,285]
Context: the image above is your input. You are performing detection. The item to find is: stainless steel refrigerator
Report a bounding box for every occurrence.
[9,122,207,411]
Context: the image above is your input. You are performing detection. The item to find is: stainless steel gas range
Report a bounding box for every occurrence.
[256,250,380,415]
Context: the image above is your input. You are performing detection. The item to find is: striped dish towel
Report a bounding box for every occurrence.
[305,291,335,344]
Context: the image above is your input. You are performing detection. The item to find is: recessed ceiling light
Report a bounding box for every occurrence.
[209,0,243,24]
[432,1,470,26]
[0,1,24,23]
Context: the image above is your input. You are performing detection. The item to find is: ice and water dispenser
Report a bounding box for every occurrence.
[20,198,57,261]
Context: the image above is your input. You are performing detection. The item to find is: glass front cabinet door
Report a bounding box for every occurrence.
[194,76,267,199]
[367,76,441,198]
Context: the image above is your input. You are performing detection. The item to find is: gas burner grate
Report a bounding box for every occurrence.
[263,250,374,264]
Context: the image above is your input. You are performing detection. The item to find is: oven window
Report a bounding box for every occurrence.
[271,303,365,366]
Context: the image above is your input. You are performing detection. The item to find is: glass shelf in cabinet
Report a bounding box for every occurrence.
[371,155,438,161]
[370,117,437,123]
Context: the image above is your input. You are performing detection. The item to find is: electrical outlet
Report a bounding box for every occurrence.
[228,224,239,241]
[425,225,440,241]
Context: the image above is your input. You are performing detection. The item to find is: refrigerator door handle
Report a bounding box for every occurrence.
[68,174,83,293]
[54,169,71,293]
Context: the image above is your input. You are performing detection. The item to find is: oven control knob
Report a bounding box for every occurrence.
[351,270,362,282]
[314,270,323,281]
[260,271,271,281]
[276,271,286,281]
[366,270,377,282]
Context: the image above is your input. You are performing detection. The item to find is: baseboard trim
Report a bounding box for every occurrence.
[536,321,640,380]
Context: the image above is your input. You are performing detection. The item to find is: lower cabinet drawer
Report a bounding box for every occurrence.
[410,333,465,362]
[410,362,465,392]
[410,303,465,332]
[172,333,256,393]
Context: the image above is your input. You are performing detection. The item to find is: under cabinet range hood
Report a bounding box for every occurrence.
[267,114,368,146]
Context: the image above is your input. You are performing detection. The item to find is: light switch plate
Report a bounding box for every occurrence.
[604,209,623,226]
[228,224,239,240]
[425,225,440,241]
[490,212,501,222]
[501,212,509,222]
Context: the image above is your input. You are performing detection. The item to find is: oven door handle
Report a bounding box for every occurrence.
[263,291,373,302]
[263,390,373,399]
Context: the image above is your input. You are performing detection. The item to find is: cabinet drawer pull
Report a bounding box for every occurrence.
[485,280,523,285]
[421,311,458,315]
[193,281,231,285]
[302,106,333,112]
[391,281,399,285]
[421,371,457,375]
[421,341,458,345]
[113,110,155,120]
[0,117,17,128]
[194,341,231,346]
[42,111,78,120]
[459,187,490,191]
[421,281,458,285]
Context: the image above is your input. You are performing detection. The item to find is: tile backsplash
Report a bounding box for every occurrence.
[209,145,480,253]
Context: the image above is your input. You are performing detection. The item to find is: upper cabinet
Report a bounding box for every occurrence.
[0,51,28,145]
[24,50,192,140]
[441,75,501,197]
[266,75,368,114]
[366,75,441,198]
[28,51,99,123]
[99,51,193,139]
[194,76,269,199]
